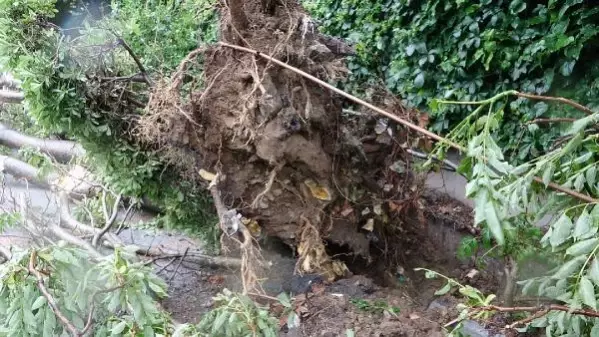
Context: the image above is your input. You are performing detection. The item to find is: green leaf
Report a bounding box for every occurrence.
[587,167,597,187]
[542,163,555,187]
[414,73,425,88]
[277,292,291,308]
[31,296,46,310]
[111,321,127,335]
[483,202,504,245]
[550,213,573,247]
[574,211,592,239]
[553,256,586,279]
[580,277,597,309]
[435,283,451,296]
[589,259,599,285]
[211,311,229,334]
[591,319,599,337]
[566,238,599,256]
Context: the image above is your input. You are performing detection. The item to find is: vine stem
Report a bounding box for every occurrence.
[218,42,598,204]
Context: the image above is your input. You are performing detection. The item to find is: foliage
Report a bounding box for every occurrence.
[428,91,599,335]
[0,0,220,243]
[349,298,400,316]
[417,268,497,337]
[304,0,599,161]
[0,245,170,336]
[173,289,280,337]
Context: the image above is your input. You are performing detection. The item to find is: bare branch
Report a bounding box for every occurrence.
[526,117,577,124]
[92,193,122,247]
[0,123,85,163]
[29,250,82,336]
[0,90,23,103]
[515,92,595,116]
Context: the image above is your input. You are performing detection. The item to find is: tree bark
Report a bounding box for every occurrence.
[0,90,23,103]
[0,124,85,163]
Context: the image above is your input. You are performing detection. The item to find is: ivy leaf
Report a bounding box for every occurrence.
[561,60,576,76]
[406,44,416,56]
[414,72,425,88]
[580,277,597,309]
[550,213,573,247]
[566,238,599,256]
[483,201,504,245]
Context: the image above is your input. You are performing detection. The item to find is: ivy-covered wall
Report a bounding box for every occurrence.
[304,0,599,161]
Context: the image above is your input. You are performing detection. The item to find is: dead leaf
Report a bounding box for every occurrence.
[198,169,216,182]
[207,275,225,285]
[409,313,421,320]
[362,218,374,231]
[466,269,479,279]
[304,179,332,201]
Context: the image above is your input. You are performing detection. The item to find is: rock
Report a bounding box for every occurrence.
[459,320,504,337]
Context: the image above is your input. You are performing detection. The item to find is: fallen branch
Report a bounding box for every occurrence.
[0,90,23,103]
[104,241,243,269]
[446,304,599,331]
[116,38,152,86]
[218,42,598,204]
[0,123,85,163]
[515,92,594,116]
[29,250,82,336]
[92,192,122,247]
[527,118,577,124]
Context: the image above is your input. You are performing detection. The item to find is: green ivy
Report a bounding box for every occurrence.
[304,0,599,161]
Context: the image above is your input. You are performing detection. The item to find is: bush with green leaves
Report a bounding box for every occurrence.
[304,0,599,161]
[173,289,282,337]
[0,0,219,241]
[0,245,170,336]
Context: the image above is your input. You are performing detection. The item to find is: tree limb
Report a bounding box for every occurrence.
[515,92,595,116]
[29,250,83,337]
[527,118,577,124]
[0,90,23,103]
[92,193,122,247]
[0,123,85,163]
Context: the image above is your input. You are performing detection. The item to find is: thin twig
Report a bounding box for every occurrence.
[80,285,124,335]
[115,38,152,86]
[168,247,189,283]
[92,193,122,247]
[29,251,82,336]
[515,92,594,116]
[155,257,178,274]
[527,117,577,124]
[217,42,598,204]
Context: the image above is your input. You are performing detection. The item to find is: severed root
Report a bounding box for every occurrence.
[209,173,266,294]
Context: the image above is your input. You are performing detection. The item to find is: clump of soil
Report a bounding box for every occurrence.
[139,0,425,280]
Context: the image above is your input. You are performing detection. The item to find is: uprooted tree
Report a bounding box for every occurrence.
[0,0,430,334]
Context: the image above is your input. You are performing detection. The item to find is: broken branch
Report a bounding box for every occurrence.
[29,250,82,336]
[515,92,594,116]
